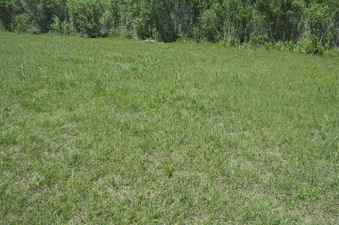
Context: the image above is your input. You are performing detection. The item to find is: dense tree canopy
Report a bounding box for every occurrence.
[1,0,338,49]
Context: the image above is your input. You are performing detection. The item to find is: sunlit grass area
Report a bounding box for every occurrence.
[0,32,338,225]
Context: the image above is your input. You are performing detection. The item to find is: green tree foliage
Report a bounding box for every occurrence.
[198,8,219,42]
[151,0,177,42]
[255,0,304,42]
[305,2,339,47]
[67,0,111,37]
[1,0,339,49]
[215,0,253,43]
[0,0,21,30]
[20,0,68,32]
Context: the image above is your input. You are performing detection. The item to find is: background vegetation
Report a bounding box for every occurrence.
[1,0,339,53]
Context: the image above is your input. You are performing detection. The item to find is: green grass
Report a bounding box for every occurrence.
[0,32,338,225]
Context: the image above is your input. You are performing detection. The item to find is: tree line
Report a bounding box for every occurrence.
[1,0,339,53]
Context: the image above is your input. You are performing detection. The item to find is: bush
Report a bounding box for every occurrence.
[284,41,296,52]
[305,3,330,42]
[199,8,219,42]
[223,36,240,47]
[100,10,115,36]
[151,0,177,42]
[297,35,324,55]
[50,16,73,35]
[0,20,5,31]
[135,8,154,40]
[256,0,304,42]
[14,14,31,33]
[20,0,68,33]
[216,0,253,43]
[272,41,295,52]
[1,0,339,51]
[135,18,151,40]
[0,0,19,31]
[249,34,269,47]
[304,3,339,47]
[68,0,110,37]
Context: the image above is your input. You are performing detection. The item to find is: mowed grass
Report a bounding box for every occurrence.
[0,32,339,225]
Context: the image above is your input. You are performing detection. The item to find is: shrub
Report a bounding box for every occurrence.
[135,18,151,40]
[284,41,296,52]
[135,8,154,40]
[199,8,219,42]
[50,16,63,33]
[249,34,269,47]
[223,36,240,47]
[272,41,296,52]
[256,0,304,42]
[14,14,31,33]
[20,0,68,33]
[151,0,177,42]
[304,3,339,47]
[100,10,115,36]
[0,20,5,31]
[263,42,274,50]
[110,0,120,29]
[217,0,253,43]
[192,25,203,42]
[1,0,339,51]
[68,0,110,37]
[50,16,73,35]
[0,0,19,31]
[297,35,324,55]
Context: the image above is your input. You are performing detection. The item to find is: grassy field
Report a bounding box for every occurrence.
[0,32,338,225]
